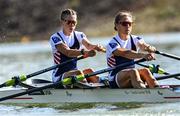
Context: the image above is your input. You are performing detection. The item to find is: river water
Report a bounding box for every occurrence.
[0,33,180,116]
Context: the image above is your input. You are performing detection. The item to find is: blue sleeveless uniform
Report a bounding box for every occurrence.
[54,32,80,77]
[50,31,86,83]
[110,35,137,76]
[106,35,142,88]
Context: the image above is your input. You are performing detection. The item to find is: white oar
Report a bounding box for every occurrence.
[0,58,146,102]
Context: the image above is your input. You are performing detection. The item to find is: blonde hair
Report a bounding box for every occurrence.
[60,9,77,20]
[114,11,134,31]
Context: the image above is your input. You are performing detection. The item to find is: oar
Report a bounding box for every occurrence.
[137,63,166,74]
[0,58,146,102]
[0,55,88,88]
[155,51,180,61]
[137,63,180,80]
[156,73,180,80]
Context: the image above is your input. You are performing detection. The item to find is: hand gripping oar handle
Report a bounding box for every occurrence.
[0,55,87,88]
[155,51,180,60]
[0,58,146,102]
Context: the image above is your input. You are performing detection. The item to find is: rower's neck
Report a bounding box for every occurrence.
[118,33,129,41]
[63,29,71,36]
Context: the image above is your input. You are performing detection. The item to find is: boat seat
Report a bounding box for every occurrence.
[73,81,106,89]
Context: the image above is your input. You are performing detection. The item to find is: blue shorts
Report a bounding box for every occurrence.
[52,74,64,83]
[109,74,119,88]
[52,74,65,88]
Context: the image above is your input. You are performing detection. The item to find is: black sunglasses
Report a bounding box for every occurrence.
[63,20,77,25]
[119,21,133,26]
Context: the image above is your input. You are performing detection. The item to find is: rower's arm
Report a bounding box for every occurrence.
[138,42,156,53]
[113,48,145,60]
[82,39,105,52]
[56,43,96,57]
[56,43,82,57]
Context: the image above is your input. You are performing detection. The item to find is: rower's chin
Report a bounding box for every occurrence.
[125,30,131,35]
[69,29,75,33]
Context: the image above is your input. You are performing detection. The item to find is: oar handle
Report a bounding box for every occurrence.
[155,51,180,60]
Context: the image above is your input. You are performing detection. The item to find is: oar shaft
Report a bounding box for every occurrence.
[62,58,146,85]
[85,58,146,78]
[155,51,180,60]
[156,73,180,80]
[26,55,86,79]
[137,63,149,68]
[0,83,59,102]
[0,84,5,88]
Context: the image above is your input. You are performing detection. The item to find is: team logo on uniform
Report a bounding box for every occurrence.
[137,37,142,40]
[52,37,61,43]
[109,43,118,49]
[81,33,86,38]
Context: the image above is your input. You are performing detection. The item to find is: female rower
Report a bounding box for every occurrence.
[106,11,159,88]
[49,9,104,87]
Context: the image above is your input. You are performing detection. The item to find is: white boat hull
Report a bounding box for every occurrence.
[0,87,180,103]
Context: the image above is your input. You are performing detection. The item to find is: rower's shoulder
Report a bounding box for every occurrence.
[74,31,86,38]
[50,31,61,37]
[131,35,143,40]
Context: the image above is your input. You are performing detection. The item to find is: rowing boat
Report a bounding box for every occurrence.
[0,79,179,104]
[0,52,179,104]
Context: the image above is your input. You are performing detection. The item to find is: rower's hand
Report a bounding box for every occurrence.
[143,53,156,61]
[84,50,96,57]
[94,44,106,53]
[147,45,156,53]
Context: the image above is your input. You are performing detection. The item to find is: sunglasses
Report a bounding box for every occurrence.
[63,20,77,25]
[119,21,133,26]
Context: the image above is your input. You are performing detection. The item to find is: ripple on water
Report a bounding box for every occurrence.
[0,103,144,116]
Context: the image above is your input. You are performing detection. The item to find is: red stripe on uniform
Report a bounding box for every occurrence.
[107,62,114,67]
[109,57,115,62]
[54,58,60,64]
[54,52,61,64]
[108,58,115,65]
[107,56,116,67]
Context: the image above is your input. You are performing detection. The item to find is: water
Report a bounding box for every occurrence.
[0,32,180,115]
